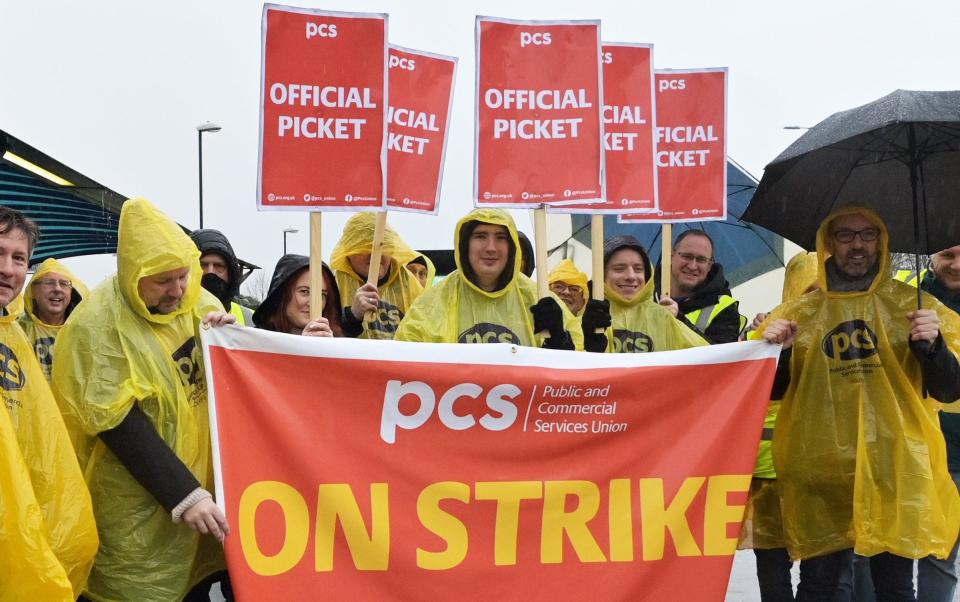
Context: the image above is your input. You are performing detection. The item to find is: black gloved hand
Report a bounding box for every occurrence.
[530,297,574,350]
[581,299,611,353]
[530,297,565,338]
[581,299,611,332]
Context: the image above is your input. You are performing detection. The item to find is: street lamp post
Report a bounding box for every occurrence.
[283,227,299,254]
[196,122,222,229]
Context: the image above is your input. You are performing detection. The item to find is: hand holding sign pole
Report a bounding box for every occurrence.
[363,211,388,322]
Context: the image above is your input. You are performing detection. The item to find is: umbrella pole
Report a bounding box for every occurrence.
[908,124,923,311]
[908,123,929,399]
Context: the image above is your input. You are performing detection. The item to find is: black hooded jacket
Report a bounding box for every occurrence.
[654,262,742,344]
[190,229,242,302]
[252,254,342,332]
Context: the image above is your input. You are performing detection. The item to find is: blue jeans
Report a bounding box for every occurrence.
[869,553,915,601]
[756,547,795,601]
[797,548,854,601]
[852,553,875,602]
[916,471,960,602]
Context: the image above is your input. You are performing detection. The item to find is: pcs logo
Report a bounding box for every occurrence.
[458,323,520,345]
[611,330,654,353]
[367,300,404,335]
[173,338,203,389]
[0,343,25,391]
[821,320,879,361]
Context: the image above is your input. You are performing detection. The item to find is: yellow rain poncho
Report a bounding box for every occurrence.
[52,199,225,601]
[5,291,24,318]
[0,406,74,601]
[548,259,589,317]
[331,212,423,339]
[20,258,90,381]
[0,304,97,598]
[604,260,708,353]
[739,251,819,551]
[396,208,583,349]
[759,206,960,560]
[407,252,437,289]
[756,251,819,479]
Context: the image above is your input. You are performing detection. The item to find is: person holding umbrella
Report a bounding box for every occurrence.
[760,206,960,599]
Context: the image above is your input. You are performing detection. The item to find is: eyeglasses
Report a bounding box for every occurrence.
[33,278,72,289]
[831,228,879,243]
[674,252,713,266]
[549,283,584,295]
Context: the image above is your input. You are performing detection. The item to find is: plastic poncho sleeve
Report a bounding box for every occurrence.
[0,319,97,597]
[0,407,75,602]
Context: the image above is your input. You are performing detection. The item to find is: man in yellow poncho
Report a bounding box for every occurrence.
[591,235,708,354]
[548,258,588,317]
[19,257,89,381]
[395,208,581,350]
[53,199,237,602]
[0,406,75,601]
[331,212,423,339]
[761,206,960,599]
[0,207,98,600]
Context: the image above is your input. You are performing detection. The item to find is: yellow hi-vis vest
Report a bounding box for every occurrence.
[894,269,926,287]
[229,301,253,326]
[683,294,747,334]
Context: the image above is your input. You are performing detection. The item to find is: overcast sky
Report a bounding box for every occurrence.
[2,0,956,295]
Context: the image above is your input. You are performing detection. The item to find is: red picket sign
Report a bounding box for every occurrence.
[550,43,658,215]
[385,46,457,215]
[258,5,387,211]
[622,68,727,223]
[474,17,605,208]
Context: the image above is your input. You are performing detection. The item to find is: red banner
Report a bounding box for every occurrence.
[550,43,658,215]
[385,45,457,215]
[203,328,778,600]
[622,68,727,224]
[258,5,387,211]
[474,17,605,208]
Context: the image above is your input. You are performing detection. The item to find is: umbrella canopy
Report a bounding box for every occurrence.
[743,89,960,253]
[571,159,784,288]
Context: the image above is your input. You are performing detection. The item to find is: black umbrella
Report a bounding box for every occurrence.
[743,89,960,258]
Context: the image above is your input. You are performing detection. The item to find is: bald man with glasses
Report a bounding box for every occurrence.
[655,229,745,344]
